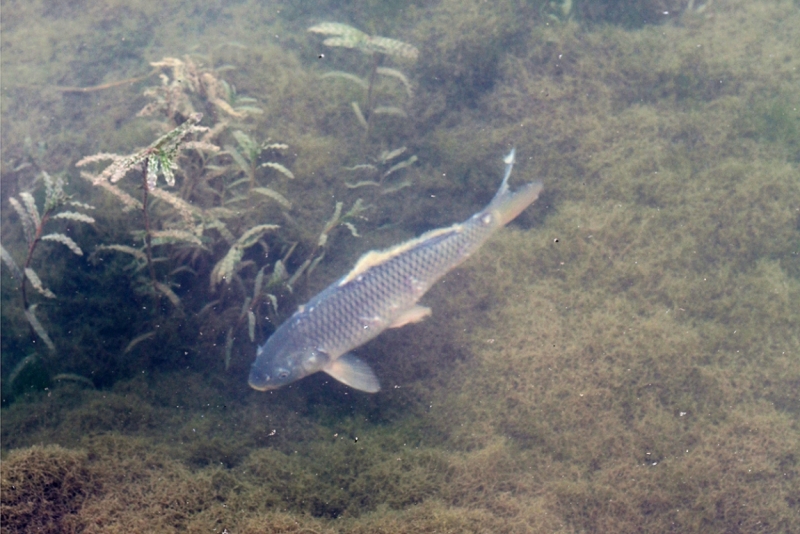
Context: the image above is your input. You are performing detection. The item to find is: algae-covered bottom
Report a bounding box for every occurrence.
[2,0,800,532]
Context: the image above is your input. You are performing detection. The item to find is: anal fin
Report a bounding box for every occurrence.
[389,305,431,329]
[323,353,380,393]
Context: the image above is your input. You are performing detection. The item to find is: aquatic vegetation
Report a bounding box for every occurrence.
[1,0,799,533]
[1,172,95,351]
[309,22,418,144]
[344,146,419,194]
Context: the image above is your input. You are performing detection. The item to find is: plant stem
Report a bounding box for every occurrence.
[141,159,160,314]
[364,52,380,145]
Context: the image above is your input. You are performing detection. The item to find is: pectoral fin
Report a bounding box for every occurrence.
[323,353,381,393]
[389,305,431,328]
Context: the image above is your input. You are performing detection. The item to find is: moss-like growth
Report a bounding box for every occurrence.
[0,445,97,533]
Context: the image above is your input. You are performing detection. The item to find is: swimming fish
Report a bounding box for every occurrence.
[248,149,543,393]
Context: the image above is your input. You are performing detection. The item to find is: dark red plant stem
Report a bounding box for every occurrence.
[141,158,160,314]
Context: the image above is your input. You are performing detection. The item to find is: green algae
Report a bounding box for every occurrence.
[2,0,800,532]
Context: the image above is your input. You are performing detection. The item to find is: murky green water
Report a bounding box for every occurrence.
[2,1,798,532]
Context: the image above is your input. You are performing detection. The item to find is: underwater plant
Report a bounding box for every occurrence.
[308,22,418,144]
[77,112,217,314]
[1,172,96,351]
[343,146,418,195]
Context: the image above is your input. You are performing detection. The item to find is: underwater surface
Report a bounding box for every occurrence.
[1,0,799,532]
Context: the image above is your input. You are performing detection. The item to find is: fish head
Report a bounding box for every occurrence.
[248,327,329,391]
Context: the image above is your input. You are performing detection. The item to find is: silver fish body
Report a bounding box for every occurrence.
[249,149,542,392]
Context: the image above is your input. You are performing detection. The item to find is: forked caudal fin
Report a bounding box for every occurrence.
[486,149,543,227]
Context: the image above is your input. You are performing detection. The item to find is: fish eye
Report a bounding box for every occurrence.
[278,370,289,379]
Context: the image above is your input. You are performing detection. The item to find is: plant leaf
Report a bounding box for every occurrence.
[260,162,295,180]
[252,187,292,208]
[41,233,83,255]
[25,304,55,351]
[25,268,56,298]
[52,211,96,224]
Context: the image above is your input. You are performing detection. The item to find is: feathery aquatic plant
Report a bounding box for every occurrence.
[1,172,95,351]
[309,22,418,143]
[77,113,216,312]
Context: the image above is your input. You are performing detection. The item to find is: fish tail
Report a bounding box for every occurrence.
[486,149,543,227]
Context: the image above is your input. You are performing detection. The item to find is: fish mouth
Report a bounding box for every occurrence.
[248,367,276,391]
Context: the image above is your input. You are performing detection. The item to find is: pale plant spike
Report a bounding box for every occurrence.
[379,147,407,163]
[240,296,252,317]
[320,71,369,90]
[248,310,256,342]
[1,244,23,280]
[261,162,295,180]
[42,171,56,200]
[8,197,34,245]
[343,222,360,237]
[322,201,343,236]
[224,327,234,370]
[149,187,199,226]
[161,159,176,187]
[109,152,148,183]
[372,106,407,118]
[252,187,292,209]
[236,224,280,249]
[68,200,96,210]
[266,293,279,314]
[263,142,289,150]
[146,157,160,190]
[226,144,251,175]
[384,155,418,178]
[364,35,419,60]
[235,105,264,115]
[377,67,413,97]
[75,152,121,167]
[381,178,413,194]
[351,102,368,129]
[94,244,147,262]
[19,192,41,229]
[344,198,367,219]
[81,171,143,211]
[344,163,378,172]
[233,130,257,156]
[210,247,243,289]
[25,268,56,298]
[52,212,96,224]
[229,177,252,189]
[308,22,367,39]
[43,172,67,212]
[183,141,221,153]
[25,304,55,351]
[321,36,361,49]
[41,233,83,256]
[150,229,203,246]
[269,259,289,286]
[253,265,267,302]
[123,331,156,354]
[345,180,381,189]
[154,281,182,309]
[210,225,279,290]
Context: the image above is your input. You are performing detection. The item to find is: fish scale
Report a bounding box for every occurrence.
[249,149,543,392]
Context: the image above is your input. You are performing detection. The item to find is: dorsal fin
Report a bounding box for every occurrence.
[339,225,462,286]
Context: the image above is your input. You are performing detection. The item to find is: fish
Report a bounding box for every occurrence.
[248,149,543,393]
